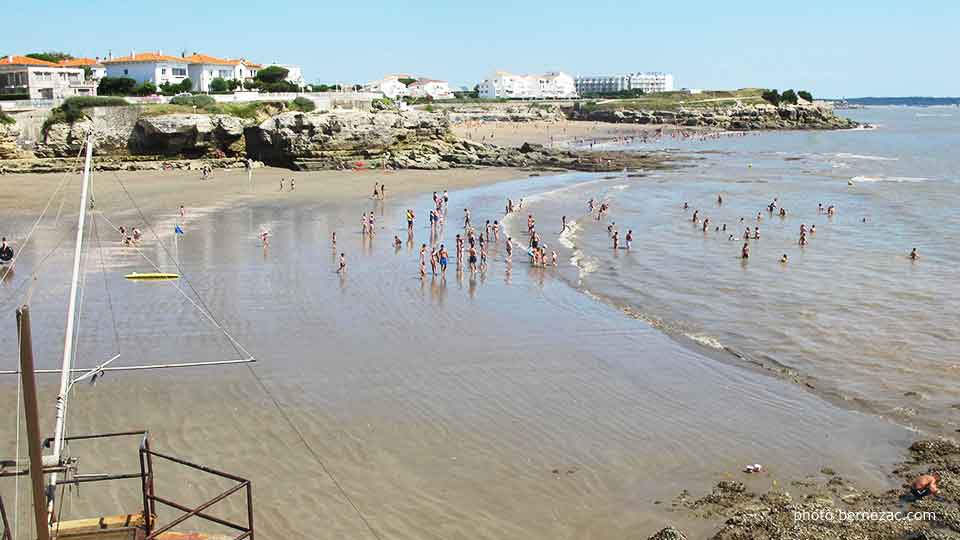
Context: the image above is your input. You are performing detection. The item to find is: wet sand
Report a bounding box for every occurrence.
[0,167,915,539]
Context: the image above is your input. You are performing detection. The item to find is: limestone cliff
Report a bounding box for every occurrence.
[569,103,858,130]
[0,122,29,160]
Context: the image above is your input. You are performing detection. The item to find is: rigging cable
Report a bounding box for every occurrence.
[108,171,383,540]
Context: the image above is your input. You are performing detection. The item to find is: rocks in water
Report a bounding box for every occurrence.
[571,103,858,130]
[647,526,688,540]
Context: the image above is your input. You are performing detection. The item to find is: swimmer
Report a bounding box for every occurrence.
[741,242,750,259]
[393,235,402,249]
[910,247,919,260]
[337,253,346,273]
[780,254,788,263]
[625,230,633,250]
[911,473,939,499]
[331,232,337,247]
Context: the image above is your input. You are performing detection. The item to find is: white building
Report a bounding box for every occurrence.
[270,63,305,89]
[103,51,190,88]
[574,72,675,95]
[407,78,454,100]
[232,59,262,82]
[58,57,106,82]
[0,55,97,99]
[363,75,411,100]
[183,53,239,92]
[478,71,578,99]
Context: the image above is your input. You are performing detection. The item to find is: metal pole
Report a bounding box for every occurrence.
[17,306,51,540]
[51,135,94,490]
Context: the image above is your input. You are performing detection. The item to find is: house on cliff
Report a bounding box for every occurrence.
[408,78,454,100]
[0,55,97,99]
[478,71,578,99]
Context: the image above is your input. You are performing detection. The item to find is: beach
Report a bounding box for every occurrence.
[0,148,928,539]
[450,119,682,149]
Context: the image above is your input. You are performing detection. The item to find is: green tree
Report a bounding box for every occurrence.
[177,78,193,93]
[134,81,157,96]
[227,79,241,91]
[761,89,781,106]
[398,78,416,86]
[780,89,798,105]
[97,76,137,96]
[26,51,73,63]
[798,90,813,102]
[209,77,229,93]
[255,66,289,84]
[291,96,315,112]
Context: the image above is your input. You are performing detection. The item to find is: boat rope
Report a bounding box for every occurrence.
[0,145,86,292]
[242,363,384,540]
[91,211,122,356]
[107,172,254,360]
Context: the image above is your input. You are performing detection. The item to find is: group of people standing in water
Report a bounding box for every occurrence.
[682,195,919,263]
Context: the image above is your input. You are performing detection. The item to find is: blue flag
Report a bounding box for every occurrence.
[175,225,184,235]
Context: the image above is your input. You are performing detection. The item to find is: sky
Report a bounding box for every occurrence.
[3,0,957,97]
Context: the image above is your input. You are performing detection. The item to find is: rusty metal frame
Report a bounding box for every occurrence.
[140,444,254,540]
[0,494,12,540]
[3,430,253,540]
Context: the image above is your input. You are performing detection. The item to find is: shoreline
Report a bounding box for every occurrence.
[0,127,951,539]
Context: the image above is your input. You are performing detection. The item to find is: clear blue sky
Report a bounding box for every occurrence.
[5,0,956,97]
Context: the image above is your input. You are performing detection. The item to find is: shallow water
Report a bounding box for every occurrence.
[524,107,960,435]
[0,162,918,539]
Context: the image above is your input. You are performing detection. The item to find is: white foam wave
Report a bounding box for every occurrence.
[686,333,725,350]
[558,220,580,249]
[850,175,930,183]
[833,152,898,161]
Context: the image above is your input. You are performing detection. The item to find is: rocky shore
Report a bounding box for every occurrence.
[570,102,859,130]
[646,438,960,540]
[0,100,855,175]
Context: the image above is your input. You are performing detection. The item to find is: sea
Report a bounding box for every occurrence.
[505,106,960,435]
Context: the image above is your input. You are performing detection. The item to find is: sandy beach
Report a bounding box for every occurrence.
[0,162,918,539]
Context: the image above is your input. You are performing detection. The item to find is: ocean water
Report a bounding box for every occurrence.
[507,107,960,435]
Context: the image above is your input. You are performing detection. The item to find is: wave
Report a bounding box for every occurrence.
[833,152,898,161]
[686,333,725,350]
[558,220,581,249]
[850,175,930,183]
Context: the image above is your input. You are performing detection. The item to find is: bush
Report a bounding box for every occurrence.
[0,94,30,101]
[159,79,193,96]
[291,96,315,112]
[134,81,157,96]
[255,66,289,84]
[209,77,229,93]
[780,89,798,105]
[798,90,813,102]
[42,96,128,134]
[260,81,298,93]
[761,89,781,106]
[26,51,73,63]
[169,94,216,108]
[98,76,137,96]
[0,111,15,125]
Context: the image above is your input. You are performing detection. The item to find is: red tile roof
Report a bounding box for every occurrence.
[0,55,60,67]
[58,57,104,67]
[103,52,186,64]
[182,53,237,66]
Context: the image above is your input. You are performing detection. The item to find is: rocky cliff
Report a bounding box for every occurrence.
[441,103,567,124]
[35,108,249,159]
[0,122,29,160]
[245,109,671,172]
[569,103,858,130]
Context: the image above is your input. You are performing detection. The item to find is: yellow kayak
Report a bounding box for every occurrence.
[125,272,180,280]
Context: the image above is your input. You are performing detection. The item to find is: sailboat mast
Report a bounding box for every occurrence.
[50,135,94,486]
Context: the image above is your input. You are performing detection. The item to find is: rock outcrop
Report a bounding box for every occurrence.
[443,103,566,124]
[132,114,249,157]
[246,109,448,169]
[246,109,673,172]
[570,103,858,130]
[0,122,29,160]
